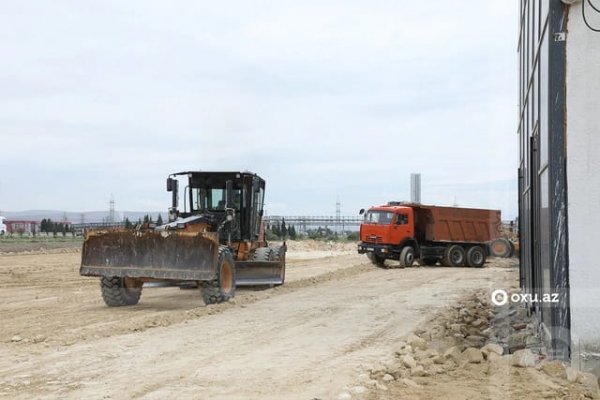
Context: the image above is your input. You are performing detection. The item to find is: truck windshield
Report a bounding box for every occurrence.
[364,211,394,224]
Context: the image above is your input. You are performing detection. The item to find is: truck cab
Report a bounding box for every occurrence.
[0,216,6,235]
[358,204,417,266]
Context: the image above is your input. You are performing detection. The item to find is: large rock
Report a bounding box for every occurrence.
[511,349,537,367]
[471,318,486,328]
[406,334,428,350]
[432,355,446,365]
[402,378,421,388]
[410,365,429,377]
[382,373,395,382]
[402,355,417,369]
[449,323,465,334]
[444,346,462,362]
[481,343,504,357]
[539,360,566,379]
[459,308,472,318]
[507,332,529,350]
[462,347,484,364]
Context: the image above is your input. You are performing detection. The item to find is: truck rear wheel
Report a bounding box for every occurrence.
[399,246,415,268]
[443,245,465,267]
[367,253,386,267]
[100,276,143,307]
[466,246,486,268]
[201,247,236,305]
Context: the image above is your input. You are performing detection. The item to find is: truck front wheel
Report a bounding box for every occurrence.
[399,246,415,268]
[443,245,465,267]
[201,247,236,305]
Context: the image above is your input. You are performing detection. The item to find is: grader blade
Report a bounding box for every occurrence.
[80,230,218,281]
[235,260,285,286]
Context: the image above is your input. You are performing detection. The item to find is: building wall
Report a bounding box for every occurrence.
[518,0,570,361]
[565,1,600,374]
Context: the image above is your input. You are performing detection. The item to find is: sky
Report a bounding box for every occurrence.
[0,0,519,219]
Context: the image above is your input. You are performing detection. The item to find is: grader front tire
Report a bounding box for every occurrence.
[201,247,236,305]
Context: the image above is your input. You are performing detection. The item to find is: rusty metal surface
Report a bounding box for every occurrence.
[235,260,284,286]
[416,206,501,243]
[80,230,218,281]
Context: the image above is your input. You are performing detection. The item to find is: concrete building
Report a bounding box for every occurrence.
[5,220,39,235]
[518,0,600,374]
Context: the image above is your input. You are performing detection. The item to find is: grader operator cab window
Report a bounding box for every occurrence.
[192,188,242,211]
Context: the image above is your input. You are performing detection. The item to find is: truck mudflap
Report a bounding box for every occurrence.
[80,230,219,281]
[235,260,285,286]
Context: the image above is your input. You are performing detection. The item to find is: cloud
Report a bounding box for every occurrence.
[0,0,519,219]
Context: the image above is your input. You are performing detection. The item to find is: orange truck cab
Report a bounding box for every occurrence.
[358,202,502,268]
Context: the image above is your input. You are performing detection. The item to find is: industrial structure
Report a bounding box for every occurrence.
[410,173,421,204]
[518,0,600,374]
[264,215,362,233]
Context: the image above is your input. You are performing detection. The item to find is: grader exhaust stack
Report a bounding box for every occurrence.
[80,171,286,307]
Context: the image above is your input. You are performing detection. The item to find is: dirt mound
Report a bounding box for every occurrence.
[286,239,357,253]
[357,290,599,400]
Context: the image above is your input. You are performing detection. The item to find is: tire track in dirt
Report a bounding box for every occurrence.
[0,252,372,347]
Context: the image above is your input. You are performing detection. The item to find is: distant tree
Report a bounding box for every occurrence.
[124,218,133,229]
[143,214,150,224]
[288,225,297,239]
[156,214,163,226]
[281,218,288,239]
[272,222,281,238]
[346,232,359,241]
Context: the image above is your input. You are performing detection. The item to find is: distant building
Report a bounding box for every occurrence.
[5,220,39,235]
[518,0,600,374]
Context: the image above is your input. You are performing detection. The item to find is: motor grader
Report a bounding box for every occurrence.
[80,171,286,306]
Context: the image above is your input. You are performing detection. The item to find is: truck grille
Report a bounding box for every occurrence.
[365,235,383,244]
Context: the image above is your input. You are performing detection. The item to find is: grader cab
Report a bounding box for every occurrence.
[80,171,286,306]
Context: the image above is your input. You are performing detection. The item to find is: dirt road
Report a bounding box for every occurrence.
[0,244,517,399]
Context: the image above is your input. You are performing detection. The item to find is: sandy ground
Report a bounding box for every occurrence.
[0,242,520,399]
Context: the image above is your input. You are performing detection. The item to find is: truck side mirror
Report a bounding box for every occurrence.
[167,177,175,192]
[359,209,365,215]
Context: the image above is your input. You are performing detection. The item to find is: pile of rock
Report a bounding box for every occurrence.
[364,290,600,396]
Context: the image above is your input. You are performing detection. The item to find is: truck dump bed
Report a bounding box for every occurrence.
[414,205,500,244]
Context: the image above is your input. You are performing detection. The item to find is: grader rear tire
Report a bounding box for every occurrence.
[100,276,143,307]
[201,246,236,305]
